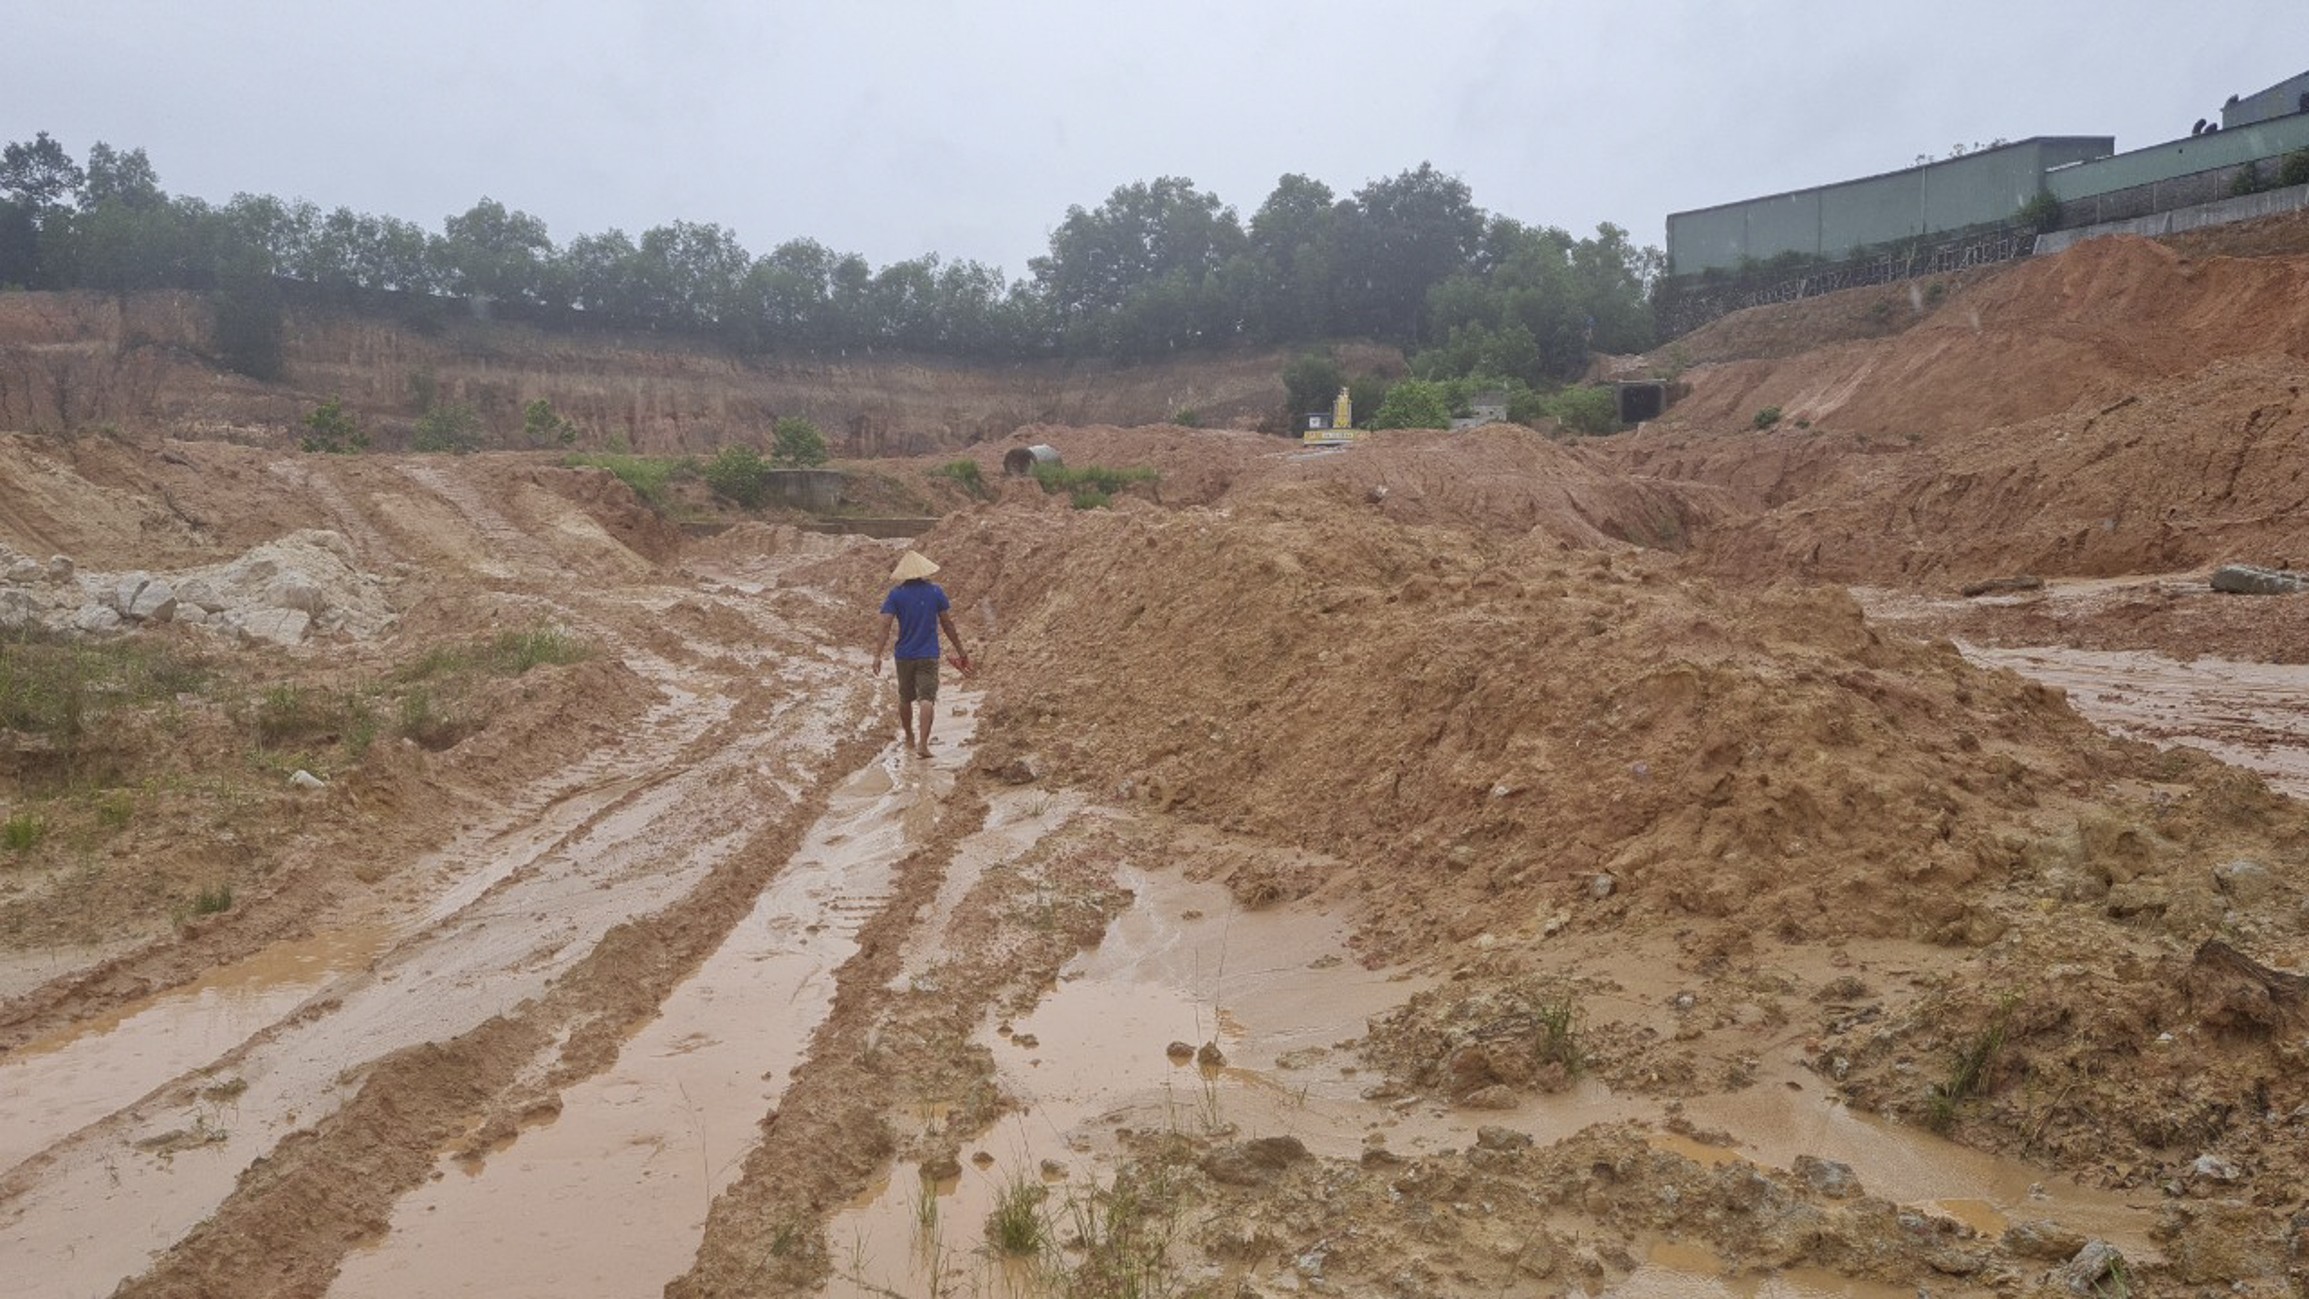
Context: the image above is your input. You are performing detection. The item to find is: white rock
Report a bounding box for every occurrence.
[289,769,328,791]
[112,572,154,613]
[125,580,178,623]
[47,555,74,581]
[74,605,124,634]
[177,606,210,626]
[4,561,42,584]
[237,608,312,646]
[0,590,37,628]
[175,577,227,613]
[269,573,326,614]
[1589,874,1617,900]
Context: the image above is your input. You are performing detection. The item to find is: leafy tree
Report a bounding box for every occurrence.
[414,401,483,453]
[439,197,553,306]
[521,398,578,447]
[79,143,163,211]
[1030,176,1245,354]
[301,398,367,452]
[1337,163,1484,344]
[0,132,83,215]
[1540,385,1622,435]
[1371,378,1454,429]
[770,416,828,467]
[704,443,772,507]
[1282,350,1345,420]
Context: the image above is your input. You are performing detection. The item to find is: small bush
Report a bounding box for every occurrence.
[485,627,590,674]
[1171,408,1202,428]
[300,398,367,454]
[1752,406,1783,430]
[2017,189,2063,233]
[566,453,683,510]
[3,812,45,853]
[192,883,234,915]
[931,459,987,497]
[414,402,484,454]
[704,443,773,508]
[1541,385,1622,436]
[770,416,828,467]
[521,399,579,448]
[2280,149,2309,190]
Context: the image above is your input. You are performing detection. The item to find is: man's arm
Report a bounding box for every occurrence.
[872,612,896,675]
[937,611,967,662]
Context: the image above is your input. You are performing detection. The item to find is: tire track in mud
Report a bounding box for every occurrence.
[97,724,892,1299]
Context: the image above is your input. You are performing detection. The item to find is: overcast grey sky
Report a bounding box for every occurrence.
[7,2,2300,273]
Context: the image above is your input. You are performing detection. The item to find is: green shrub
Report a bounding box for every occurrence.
[2280,149,2309,189]
[253,683,338,747]
[770,416,827,467]
[1540,385,1622,436]
[704,443,773,508]
[1171,408,1201,428]
[521,399,579,448]
[193,883,234,915]
[931,459,987,497]
[2017,190,2063,234]
[566,453,683,510]
[300,398,367,453]
[1371,378,1454,430]
[414,401,483,453]
[1752,406,1783,430]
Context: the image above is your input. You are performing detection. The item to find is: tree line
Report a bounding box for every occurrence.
[0,132,1661,389]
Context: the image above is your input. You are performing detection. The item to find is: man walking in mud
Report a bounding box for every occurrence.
[871,549,969,758]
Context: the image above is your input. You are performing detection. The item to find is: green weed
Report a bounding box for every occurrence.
[565,453,689,511]
[1534,990,1584,1075]
[986,1173,1047,1256]
[1752,405,1783,430]
[3,812,45,853]
[930,460,987,497]
[1928,993,2017,1130]
[1031,463,1156,498]
[1057,1166,1184,1299]
[193,883,233,915]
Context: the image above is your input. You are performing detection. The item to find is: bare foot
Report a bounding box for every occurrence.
[917,744,932,759]
[901,736,917,754]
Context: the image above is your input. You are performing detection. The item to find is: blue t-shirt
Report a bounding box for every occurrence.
[881,581,950,660]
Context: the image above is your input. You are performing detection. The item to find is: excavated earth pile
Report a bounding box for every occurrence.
[5,219,2309,1299]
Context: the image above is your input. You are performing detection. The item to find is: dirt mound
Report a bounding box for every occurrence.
[1646,351,2309,587]
[917,490,2241,962]
[1652,236,2309,446]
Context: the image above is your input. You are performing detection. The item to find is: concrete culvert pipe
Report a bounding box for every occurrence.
[1004,444,1061,477]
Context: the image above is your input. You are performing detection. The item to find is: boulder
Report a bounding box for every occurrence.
[175,577,227,613]
[125,580,178,623]
[2211,859,2274,906]
[237,608,312,647]
[47,555,73,581]
[2210,564,2309,595]
[2057,1240,2126,1295]
[74,605,123,634]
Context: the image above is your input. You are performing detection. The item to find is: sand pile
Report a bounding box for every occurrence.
[871,490,2267,962]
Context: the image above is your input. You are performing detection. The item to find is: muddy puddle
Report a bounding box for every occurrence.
[329,705,977,1299]
[0,927,388,1177]
[1960,643,2309,798]
[821,864,2157,1298]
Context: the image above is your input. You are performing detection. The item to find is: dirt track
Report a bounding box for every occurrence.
[5,223,2309,1299]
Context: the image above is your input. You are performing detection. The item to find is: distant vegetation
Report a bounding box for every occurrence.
[0,133,1661,381]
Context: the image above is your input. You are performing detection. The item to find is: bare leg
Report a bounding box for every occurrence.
[916,700,936,757]
[897,693,916,753]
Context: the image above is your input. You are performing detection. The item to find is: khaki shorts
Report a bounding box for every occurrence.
[895,657,940,704]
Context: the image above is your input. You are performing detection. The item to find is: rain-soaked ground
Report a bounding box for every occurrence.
[6,617,2256,1297]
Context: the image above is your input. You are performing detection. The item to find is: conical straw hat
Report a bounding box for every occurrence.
[891,550,941,581]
